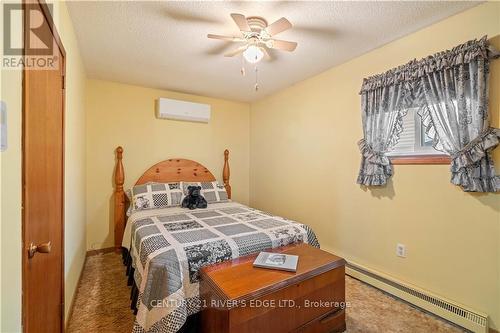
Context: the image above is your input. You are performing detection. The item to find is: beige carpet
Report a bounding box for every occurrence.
[67,253,466,333]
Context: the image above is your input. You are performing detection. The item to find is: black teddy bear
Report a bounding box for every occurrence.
[181,186,208,210]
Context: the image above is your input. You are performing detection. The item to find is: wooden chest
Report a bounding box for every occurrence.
[200,244,346,333]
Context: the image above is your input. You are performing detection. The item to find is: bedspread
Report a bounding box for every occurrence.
[123,201,319,333]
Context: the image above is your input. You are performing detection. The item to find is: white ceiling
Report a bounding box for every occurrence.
[67,1,479,102]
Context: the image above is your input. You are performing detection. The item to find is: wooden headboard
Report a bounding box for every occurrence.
[113,146,231,252]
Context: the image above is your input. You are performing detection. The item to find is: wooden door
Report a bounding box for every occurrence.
[22,1,66,332]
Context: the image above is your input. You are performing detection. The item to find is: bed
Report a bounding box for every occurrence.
[113,147,320,333]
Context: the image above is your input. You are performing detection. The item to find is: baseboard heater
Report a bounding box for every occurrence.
[345,261,489,333]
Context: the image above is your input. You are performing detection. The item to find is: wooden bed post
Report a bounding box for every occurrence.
[114,146,125,253]
[223,149,231,199]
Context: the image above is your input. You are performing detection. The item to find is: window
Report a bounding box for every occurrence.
[387,108,450,164]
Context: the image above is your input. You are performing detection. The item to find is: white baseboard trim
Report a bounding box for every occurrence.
[346,261,489,333]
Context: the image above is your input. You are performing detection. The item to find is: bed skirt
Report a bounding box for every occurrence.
[122,248,200,333]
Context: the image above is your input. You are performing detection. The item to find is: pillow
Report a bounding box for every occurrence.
[125,189,133,216]
[128,182,183,213]
[181,181,228,203]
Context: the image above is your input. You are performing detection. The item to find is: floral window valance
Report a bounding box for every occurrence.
[357,36,500,192]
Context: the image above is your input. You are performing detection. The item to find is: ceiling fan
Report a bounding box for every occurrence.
[207,13,297,64]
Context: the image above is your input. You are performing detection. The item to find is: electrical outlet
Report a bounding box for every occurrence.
[396,243,406,258]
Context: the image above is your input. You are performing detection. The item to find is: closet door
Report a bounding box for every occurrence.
[22,1,66,331]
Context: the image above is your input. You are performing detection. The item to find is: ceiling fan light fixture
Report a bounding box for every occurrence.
[243,45,264,64]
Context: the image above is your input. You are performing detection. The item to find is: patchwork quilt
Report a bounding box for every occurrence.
[123,201,319,333]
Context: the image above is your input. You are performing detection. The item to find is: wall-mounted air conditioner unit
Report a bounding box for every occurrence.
[155,97,211,123]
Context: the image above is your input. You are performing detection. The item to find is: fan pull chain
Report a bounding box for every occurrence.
[240,55,246,76]
[254,65,259,92]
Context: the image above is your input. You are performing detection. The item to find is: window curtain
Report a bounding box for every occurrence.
[357,36,500,192]
[356,82,412,186]
[414,37,500,191]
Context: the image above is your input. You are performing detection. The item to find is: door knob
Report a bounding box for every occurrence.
[28,241,51,259]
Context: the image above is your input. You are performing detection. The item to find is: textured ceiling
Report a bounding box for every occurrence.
[67,1,479,102]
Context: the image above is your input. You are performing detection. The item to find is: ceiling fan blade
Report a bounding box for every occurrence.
[230,13,251,32]
[270,39,297,52]
[266,17,292,36]
[224,45,247,57]
[207,34,245,42]
[260,47,278,62]
[261,47,271,60]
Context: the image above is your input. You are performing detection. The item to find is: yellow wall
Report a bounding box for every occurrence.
[250,2,500,329]
[0,15,3,328]
[0,1,87,331]
[85,79,250,250]
[50,1,88,323]
[1,54,23,333]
